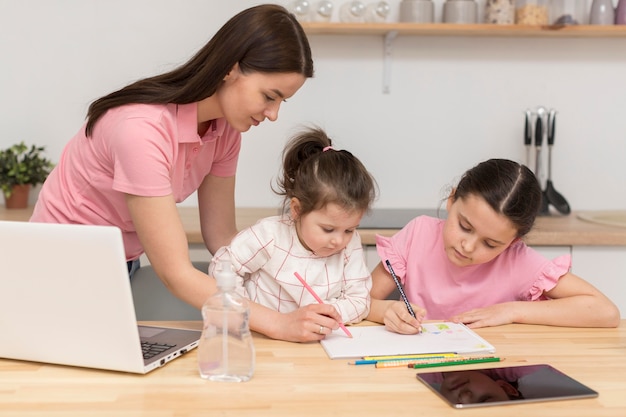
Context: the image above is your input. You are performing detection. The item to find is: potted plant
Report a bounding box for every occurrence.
[0,141,54,209]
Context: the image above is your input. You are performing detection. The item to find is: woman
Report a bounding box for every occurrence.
[31,4,333,342]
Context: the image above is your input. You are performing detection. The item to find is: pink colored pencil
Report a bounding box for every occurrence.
[294,272,353,338]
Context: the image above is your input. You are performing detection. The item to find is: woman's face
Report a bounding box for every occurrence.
[217,64,306,132]
[439,371,519,404]
[443,193,518,267]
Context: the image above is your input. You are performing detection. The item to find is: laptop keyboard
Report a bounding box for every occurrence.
[141,341,176,360]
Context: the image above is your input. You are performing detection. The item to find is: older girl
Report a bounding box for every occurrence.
[367,159,619,333]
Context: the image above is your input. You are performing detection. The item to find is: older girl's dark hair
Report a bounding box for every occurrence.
[452,159,541,237]
[85,4,313,136]
[275,127,377,217]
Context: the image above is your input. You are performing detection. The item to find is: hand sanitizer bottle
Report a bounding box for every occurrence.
[198,260,255,382]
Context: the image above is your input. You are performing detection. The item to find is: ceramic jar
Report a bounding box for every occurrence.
[589,0,615,25]
[339,1,366,22]
[616,0,626,24]
[399,0,434,23]
[442,0,478,24]
[364,1,390,22]
[310,1,334,22]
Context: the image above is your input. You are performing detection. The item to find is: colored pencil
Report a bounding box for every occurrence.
[412,356,501,369]
[348,360,378,365]
[363,353,457,361]
[294,272,352,338]
[385,260,416,319]
[349,355,453,366]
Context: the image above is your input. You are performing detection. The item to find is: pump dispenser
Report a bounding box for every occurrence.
[198,260,255,382]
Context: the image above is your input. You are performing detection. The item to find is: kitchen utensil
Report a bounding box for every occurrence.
[535,107,549,215]
[544,109,571,215]
[524,109,533,167]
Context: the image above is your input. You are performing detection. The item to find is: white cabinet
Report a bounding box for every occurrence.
[571,246,626,317]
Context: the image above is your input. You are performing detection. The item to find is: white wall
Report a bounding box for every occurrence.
[1,0,625,210]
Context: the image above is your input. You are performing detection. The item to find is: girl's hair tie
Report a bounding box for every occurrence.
[322,145,334,152]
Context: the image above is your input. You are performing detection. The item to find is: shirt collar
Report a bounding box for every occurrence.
[175,103,225,144]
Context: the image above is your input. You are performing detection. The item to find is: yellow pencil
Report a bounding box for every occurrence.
[363,353,457,361]
[377,356,499,369]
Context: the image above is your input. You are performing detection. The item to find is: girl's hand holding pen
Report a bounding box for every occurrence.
[383,300,426,335]
[275,303,343,342]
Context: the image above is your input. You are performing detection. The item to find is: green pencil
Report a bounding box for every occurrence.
[412,356,501,369]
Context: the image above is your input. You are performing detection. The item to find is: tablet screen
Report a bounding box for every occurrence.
[416,364,598,409]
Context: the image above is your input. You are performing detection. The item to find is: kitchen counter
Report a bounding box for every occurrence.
[2,206,625,246]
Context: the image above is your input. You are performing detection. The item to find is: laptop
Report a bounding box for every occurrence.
[0,220,201,374]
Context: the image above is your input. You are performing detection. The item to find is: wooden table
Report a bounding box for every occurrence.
[4,205,625,246]
[1,321,625,416]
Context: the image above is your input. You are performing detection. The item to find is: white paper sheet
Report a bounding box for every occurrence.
[319,322,495,359]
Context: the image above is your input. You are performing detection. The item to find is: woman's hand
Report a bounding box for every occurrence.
[382,301,426,335]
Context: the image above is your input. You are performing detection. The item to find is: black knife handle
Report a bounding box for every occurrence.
[524,111,532,146]
[548,110,556,146]
[535,113,543,147]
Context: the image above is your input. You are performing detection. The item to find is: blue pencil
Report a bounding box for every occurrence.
[348,360,378,365]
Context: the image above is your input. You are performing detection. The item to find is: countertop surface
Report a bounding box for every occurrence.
[2,206,626,246]
[2,320,626,416]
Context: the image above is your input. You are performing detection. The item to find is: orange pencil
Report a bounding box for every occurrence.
[294,272,353,338]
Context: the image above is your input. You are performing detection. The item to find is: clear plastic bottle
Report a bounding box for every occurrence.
[198,260,254,382]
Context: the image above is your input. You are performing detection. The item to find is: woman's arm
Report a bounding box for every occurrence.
[129,193,346,342]
[197,174,238,254]
[126,193,216,309]
[366,262,425,334]
[451,272,621,328]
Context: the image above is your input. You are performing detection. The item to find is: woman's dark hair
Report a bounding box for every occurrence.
[275,127,377,217]
[452,158,541,237]
[85,4,313,136]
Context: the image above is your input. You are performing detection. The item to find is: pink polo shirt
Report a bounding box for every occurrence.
[376,216,570,320]
[31,103,241,261]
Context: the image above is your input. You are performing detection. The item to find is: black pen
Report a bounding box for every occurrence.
[385,260,417,319]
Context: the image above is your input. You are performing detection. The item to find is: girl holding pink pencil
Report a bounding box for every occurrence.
[209,126,377,342]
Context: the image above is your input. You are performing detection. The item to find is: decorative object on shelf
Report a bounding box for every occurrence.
[364,1,390,23]
[0,141,54,209]
[484,0,515,24]
[616,0,626,24]
[310,0,334,22]
[515,0,549,25]
[288,0,311,22]
[549,0,586,25]
[589,0,615,25]
[339,0,366,22]
[398,0,434,23]
[442,0,478,24]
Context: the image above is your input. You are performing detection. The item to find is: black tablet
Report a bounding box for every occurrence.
[416,364,598,409]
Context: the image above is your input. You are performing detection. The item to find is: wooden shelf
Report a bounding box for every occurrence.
[301,22,626,38]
